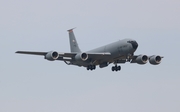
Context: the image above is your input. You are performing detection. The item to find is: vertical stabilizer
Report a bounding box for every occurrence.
[67,28,81,53]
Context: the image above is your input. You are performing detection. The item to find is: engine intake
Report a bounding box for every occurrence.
[136,55,148,64]
[45,51,59,61]
[149,55,162,65]
[75,53,88,61]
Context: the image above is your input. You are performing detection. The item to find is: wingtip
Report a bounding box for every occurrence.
[15,51,24,54]
[67,27,76,32]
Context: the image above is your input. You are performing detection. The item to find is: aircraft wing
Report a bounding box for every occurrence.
[110,54,163,66]
[15,51,47,55]
[58,52,77,57]
[15,51,76,56]
[15,51,77,59]
[15,51,111,62]
[87,52,111,59]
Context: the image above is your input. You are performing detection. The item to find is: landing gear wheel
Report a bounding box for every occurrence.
[112,67,115,71]
[90,66,92,70]
[87,65,96,71]
[111,65,121,72]
[118,66,121,71]
[92,65,96,70]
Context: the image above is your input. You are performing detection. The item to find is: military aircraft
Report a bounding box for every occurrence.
[16,28,163,71]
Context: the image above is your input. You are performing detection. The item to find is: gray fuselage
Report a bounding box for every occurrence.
[73,39,138,66]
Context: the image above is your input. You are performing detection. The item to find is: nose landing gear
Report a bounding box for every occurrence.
[111,65,121,71]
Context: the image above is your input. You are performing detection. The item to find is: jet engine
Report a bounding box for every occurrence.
[75,53,88,61]
[45,51,59,61]
[136,55,148,64]
[149,55,162,65]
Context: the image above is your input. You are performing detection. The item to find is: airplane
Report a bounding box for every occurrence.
[16,28,163,71]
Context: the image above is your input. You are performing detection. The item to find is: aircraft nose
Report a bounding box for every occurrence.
[131,41,138,49]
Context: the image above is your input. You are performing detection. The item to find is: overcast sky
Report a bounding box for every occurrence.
[0,0,180,112]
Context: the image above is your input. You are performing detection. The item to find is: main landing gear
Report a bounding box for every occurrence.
[111,65,121,71]
[86,64,121,71]
[87,65,96,71]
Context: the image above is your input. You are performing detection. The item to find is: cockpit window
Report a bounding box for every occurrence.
[127,41,133,43]
[127,40,138,49]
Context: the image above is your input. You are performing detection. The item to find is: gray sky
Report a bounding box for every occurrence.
[0,0,180,112]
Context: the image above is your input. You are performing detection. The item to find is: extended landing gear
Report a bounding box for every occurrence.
[111,65,121,71]
[87,65,96,71]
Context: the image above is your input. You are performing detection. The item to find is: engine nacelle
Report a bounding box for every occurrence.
[136,55,148,64]
[149,55,161,65]
[75,53,88,61]
[45,51,59,61]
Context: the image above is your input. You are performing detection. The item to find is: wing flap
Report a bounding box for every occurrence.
[57,56,72,61]
[88,52,111,59]
[58,52,77,57]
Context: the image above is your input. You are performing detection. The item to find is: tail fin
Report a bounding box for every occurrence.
[67,28,81,53]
